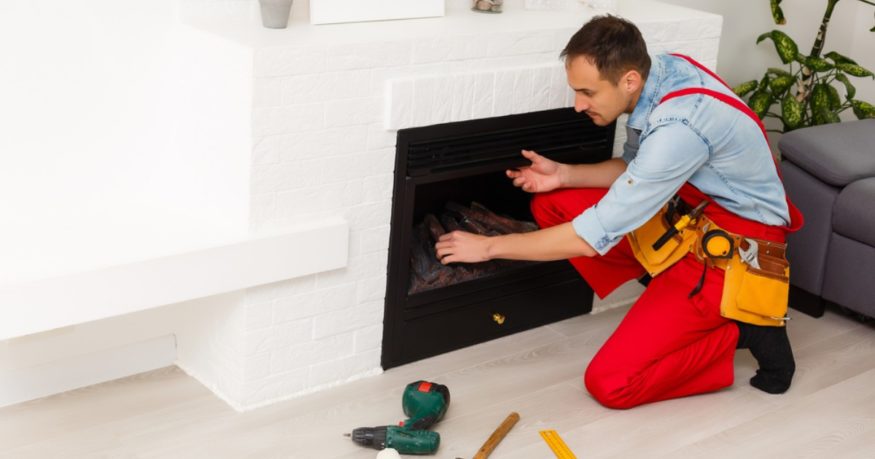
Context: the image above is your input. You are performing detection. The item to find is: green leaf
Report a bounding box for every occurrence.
[852,100,875,119]
[757,30,798,64]
[767,67,792,77]
[836,73,857,99]
[758,74,772,91]
[770,0,786,25]
[824,51,858,66]
[804,56,834,72]
[811,84,832,115]
[827,84,841,110]
[749,91,773,119]
[769,75,795,96]
[813,107,840,125]
[836,62,875,78]
[781,93,803,130]
[733,80,759,97]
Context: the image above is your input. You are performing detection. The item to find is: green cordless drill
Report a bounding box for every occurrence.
[347,380,450,455]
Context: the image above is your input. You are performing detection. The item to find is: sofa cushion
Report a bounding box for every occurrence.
[779,120,875,187]
[832,177,875,247]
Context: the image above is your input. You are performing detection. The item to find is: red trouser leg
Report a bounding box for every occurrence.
[530,189,645,298]
[530,188,738,409]
[584,256,738,408]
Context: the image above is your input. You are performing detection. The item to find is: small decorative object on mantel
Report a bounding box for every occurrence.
[472,0,503,14]
[258,0,294,29]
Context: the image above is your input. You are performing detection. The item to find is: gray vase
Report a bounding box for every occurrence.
[259,0,294,29]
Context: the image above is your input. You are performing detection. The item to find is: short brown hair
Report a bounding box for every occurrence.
[560,15,651,84]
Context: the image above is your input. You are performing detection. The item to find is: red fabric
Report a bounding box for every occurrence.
[530,189,645,298]
[584,254,738,409]
[677,183,786,243]
[670,53,732,88]
[531,189,739,409]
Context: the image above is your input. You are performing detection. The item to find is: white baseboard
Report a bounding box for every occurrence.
[0,334,176,408]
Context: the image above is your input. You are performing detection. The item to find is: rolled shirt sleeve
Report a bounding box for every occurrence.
[572,121,710,255]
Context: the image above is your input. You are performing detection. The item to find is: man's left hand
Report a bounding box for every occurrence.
[434,231,491,264]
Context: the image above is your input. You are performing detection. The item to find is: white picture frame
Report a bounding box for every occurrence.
[310,0,446,25]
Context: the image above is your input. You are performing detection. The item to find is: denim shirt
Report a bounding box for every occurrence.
[572,54,791,255]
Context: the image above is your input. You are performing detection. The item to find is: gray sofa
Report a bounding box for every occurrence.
[779,119,875,320]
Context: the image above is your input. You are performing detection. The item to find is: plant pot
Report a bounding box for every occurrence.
[259,0,294,29]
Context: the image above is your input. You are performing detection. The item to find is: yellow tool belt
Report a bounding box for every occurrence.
[627,199,790,327]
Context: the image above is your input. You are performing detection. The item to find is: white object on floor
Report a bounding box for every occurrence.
[376,448,401,459]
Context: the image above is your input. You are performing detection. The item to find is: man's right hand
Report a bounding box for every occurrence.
[506,149,566,193]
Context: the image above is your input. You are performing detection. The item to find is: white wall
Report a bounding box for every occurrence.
[850,3,875,105]
[0,1,251,285]
[0,0,253,407]
[661,0,874,123]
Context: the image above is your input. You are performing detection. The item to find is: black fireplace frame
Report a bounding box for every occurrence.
[381,108,615,369]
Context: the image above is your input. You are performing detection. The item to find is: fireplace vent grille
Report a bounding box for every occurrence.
[405,110,613,176]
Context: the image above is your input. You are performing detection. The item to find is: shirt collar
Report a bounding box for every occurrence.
[626,54,665,131]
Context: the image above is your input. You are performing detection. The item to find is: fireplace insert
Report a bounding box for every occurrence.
[381,108,615,369]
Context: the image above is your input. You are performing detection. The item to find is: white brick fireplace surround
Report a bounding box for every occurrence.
[1,0,720,410]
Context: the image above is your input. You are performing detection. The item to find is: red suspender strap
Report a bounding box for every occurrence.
[658,54,803,234]
[660,87,769,139]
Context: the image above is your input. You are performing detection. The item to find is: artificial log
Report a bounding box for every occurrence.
[407,202,539,294]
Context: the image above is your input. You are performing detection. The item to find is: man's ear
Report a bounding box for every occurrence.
[622,70,643,93]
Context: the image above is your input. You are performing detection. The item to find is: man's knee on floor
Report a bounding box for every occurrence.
[584,360,639,410]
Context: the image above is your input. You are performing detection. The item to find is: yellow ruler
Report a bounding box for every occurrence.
[539,430,577,459]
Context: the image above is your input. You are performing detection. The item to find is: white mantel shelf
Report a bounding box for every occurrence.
[1,218,348,342]
[186,0,721,49]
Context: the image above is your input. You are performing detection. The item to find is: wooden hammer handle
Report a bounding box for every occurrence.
[473,412,520,459]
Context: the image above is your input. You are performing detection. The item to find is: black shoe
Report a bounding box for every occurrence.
[736,322,795,394]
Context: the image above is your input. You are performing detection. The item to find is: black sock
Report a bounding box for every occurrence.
[735,322,795,394]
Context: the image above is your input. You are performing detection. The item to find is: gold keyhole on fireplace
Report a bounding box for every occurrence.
[492,313,506,325]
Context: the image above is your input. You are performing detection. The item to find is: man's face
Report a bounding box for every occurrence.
[565,56,640,126]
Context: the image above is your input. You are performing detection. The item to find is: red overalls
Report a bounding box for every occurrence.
[531,56,803,409]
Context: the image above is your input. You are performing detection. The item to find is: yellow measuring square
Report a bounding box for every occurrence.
[539,430,577,459]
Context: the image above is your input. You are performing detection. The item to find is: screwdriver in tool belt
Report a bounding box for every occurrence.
[651,200,708,251]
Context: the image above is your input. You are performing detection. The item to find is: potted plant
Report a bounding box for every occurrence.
[733,0,875,132]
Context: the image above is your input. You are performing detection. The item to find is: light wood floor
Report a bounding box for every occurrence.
[2,301,874,458]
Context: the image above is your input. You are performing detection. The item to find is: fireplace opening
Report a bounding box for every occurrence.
[382,108,615,369]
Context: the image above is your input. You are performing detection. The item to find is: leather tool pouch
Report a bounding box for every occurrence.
[720,239,790,327]
[627,205,697,277]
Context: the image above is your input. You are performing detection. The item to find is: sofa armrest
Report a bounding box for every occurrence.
[779,120,875,187]
[781,161,839,296]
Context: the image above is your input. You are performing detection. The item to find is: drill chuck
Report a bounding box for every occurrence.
[350,426,388,449]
